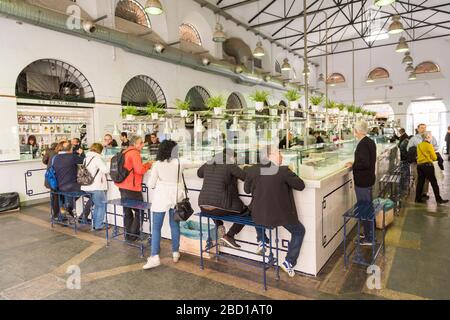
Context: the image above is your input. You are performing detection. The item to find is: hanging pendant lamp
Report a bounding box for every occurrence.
[213,22,226,42]
[405,64,414,73]
[144,0,163,15]
[402,52,413,64]
[388,15,404,34]
[408,72,417,80]
[395,36,409,53]
[253,41,265,57]
[281,58,291,71]
[375,0,396,7]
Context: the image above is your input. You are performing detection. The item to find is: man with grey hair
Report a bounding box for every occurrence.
[345,121,377,246]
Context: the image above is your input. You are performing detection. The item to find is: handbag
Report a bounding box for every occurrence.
[77,156,99,186]
[173,159,194,222]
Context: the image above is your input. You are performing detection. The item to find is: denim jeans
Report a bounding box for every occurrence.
[151,208,180,256]
[256,222,305,267]
[89,191,106,229]
[355,186,374,241]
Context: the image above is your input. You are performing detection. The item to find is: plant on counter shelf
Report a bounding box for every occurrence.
[284,89,301,102]
[121,104,139,120]
[337,103,346,111]
[309,95,323,106]
[354,106,363,115]
[249,90,270,111]
[146,101,166,120]
[175,98,191,117]
[206,95,226,115]
[346,104,355,114]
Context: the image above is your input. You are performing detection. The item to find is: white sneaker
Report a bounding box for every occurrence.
[173,252,180,263]
[281,260,295,278]
[143,255,160,270]
[256,241,266,255]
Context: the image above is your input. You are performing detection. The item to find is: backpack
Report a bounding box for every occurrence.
[77,156,99,186]
[45,155,58,190]
[406,146,417,164]
[110,149,133,183]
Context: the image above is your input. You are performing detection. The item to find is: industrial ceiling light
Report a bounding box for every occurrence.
[281,58,291,71]
[318,73,325,82]
[302,66,310,75]
[213,17,226,43]
[154,43,165,53]
[366,76,375,83]
[395,36,409,53]
[388,15,404,34]
[374,0,396,7]
[405,64,414,72]
[402,52,413,64]
[235,65,243,73]
[145,0,163,15]
[253,41,265,57]
[264,75,271,82]
[408,72,417,80]
[81,15,107,33]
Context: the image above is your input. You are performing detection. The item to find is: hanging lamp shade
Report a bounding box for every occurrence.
[302,66,310,75]
[395,36,409,53]
[388,15,404,34]
[144,0,163,15]
[317,73,325,82]
[402,52,413,64]
[366,75,375,83]
[405,64,414,72]
[253,41,265,57]
[408,72,417,80]
[281,58,291,71]
[375,0,396,7]
[213,22,226,42]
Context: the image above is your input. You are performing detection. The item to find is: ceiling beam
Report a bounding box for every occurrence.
[397,0,450,15]
[248,0,277,24]
[220,0,259,11]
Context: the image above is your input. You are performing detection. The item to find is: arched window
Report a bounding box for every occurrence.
[15,59,95,103]
[121,75,166,108]
[226,92,246,110]
[179,23,202,46]
[115,0,151,28]
[367,67,390,81]
[185,86,210,111]
[415,61,440,74]
[326,73,346,85]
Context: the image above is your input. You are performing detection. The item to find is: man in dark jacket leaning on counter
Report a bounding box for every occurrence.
[244,146,306,278]
[345,121,377,246]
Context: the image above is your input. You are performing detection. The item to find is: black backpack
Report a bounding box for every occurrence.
[110,149,133,183]
[406,146,417,164]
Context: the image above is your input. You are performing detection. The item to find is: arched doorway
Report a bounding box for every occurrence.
[406,100,447,146]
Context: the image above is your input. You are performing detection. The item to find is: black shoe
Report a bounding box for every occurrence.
[422,195,430,200]
[437,199,449,204]
[415,199,425,203]
[220,235,241,249]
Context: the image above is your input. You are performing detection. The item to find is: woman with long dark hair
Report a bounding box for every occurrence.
[143,140,199,270]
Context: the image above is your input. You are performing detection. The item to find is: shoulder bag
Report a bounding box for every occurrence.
[173,159,194,222]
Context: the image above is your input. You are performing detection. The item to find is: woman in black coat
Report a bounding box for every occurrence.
[197,148,246,248]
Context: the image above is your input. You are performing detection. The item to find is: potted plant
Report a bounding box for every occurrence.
[325,100,338,114]
[122,104,139,121]
[175,98,191,117]
[355,106,363,118]
[337,103,346,115]
[347,104,355,115]
[146,102,165,120]
[310,95,323,113]
[206,95,226,116]
[284,89,301,110]
[249,90,270,111]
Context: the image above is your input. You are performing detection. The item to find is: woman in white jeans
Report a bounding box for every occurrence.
[143,140,199,269]
[81,143,110,230]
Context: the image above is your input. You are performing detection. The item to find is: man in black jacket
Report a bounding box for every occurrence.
[244,146,306,278]
[345,121,377,246]
[398,128,410,191]
[197,149,247,248]
[53,141,91,219]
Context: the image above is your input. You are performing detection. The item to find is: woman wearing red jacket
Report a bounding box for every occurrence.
[115,136,152,241]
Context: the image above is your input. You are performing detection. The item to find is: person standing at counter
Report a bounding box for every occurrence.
[143,140,199,270]
[278,131,295,150]
[445,126,450,157]
[244,146,306,278]
[43,142,60,219]
[71,138,85,159]
[345,121,377,246]
[398,128,410,191]
[197,148,247,249]
[103,133,118,148]
[145,132,160,156]
[81,143,110,230]
[27,135,39,158]
[115,136,152,241]
[53,141,92,220]
[415,132,448,204]
[120,132,130,148]
[314,132,324,144]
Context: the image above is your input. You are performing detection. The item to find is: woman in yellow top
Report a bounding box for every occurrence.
[415,131,448,204]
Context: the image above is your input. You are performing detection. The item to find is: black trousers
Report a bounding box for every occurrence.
[201,207,246,238]
[119,188,143,240]
[416,164,442,202]
[50,193,60,218]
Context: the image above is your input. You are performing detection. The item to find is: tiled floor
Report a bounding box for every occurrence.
[0,161,449,300]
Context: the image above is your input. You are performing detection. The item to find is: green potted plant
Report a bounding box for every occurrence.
[347,104,355,115]
[175,98,191,117]
[355,106,363,118]
[249,90,270,111]
[206,95,226,115]
[310,95,323,112]
[122,104,139,121]
[284,89,301,109]
[325,100,338,114]
[146,101,165,120]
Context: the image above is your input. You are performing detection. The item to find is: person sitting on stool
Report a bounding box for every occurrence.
[415,131,448,204]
